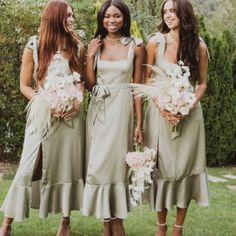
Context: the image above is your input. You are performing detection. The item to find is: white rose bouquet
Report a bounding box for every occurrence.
[131,61,196,120]
[125,145,156,207]
[26,71,83,137]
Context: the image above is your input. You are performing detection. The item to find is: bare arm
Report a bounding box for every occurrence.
[144,36,159,81]
[193,41,208,108]
[86,38,103,91]
[20,47,36,100]
[133,43,146,143]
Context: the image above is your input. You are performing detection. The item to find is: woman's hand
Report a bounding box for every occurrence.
[153,98,181,125]
[87,37,103,58]
[134,127,144,144]
[61,99,81,121]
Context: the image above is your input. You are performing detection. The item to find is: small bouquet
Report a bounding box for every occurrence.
[131,61,196,117]
[26,71,83,137]
[125,145,156,207]
[43,71,83,114]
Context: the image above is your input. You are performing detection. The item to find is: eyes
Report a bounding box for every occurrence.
[163,8,176,14]
[104,14,122,19]
[67,12,74,19]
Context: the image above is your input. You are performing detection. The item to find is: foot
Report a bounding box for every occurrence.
[172,224,183,236]
[103,220,112,236]
[156,222,167,236]
[111,219,126,236]
[56,220,71,236]
[0,224,11,236]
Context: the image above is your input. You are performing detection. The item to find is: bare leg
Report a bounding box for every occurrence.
[156,208,168,236]
[0,217,13,236]
[56,216,71,236]
[111,218,126,236]
[103,219,112,236]
[172,207,188,236]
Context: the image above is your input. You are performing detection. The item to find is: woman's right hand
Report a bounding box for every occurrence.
[87,37,103,58]
[153,98,181,125]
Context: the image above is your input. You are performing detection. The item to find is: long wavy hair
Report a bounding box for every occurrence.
[95,0,131,39]
[159,0,200,81]
[37,0,83,82]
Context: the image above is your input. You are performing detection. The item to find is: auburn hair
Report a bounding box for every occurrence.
[37,0,83,81]
[159,0,200,81]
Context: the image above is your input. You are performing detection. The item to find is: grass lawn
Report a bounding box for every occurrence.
[0,167,236,236]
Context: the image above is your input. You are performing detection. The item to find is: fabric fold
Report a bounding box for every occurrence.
[150,172,209,211]
[83,183,130,219]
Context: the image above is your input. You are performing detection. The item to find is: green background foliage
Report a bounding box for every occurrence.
[0,0,235,166]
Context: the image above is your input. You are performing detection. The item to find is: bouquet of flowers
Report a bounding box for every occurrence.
[43,71,83,114]
[131,61,196,117]
[125,145,156,207]
[26,71,83,137]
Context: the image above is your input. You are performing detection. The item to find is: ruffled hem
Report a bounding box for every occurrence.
[82,183,130,219]
[1,179,84,222]
[150,172,209,211]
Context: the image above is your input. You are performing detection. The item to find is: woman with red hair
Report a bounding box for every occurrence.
[0,1,85,235]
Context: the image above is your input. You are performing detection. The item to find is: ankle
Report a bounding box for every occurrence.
[173,224,183,230]
[156,222,167,230]
[173,224,183,236]
[156,222,167,236]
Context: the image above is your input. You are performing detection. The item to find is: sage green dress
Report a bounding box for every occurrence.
[144,32,209,211]
[0,36,85,221]
[83,37,142,219]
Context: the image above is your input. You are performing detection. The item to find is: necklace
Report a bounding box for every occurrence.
[105,35,124,43]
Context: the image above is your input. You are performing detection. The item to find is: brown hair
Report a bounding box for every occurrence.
[159,0,200,81]
[37,0,83,81]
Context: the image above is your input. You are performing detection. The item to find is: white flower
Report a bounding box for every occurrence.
[78,29,86,38]
[125,147,156,207]
[73,72,81,82]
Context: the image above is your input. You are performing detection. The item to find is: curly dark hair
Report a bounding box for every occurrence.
[159,0,200,81]
[95,0,131,39]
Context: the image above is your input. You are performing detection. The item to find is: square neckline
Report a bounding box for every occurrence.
[98,41,133,63]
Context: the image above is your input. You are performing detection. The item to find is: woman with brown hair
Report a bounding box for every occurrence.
[144,0,209,235]
[0,1,85,235]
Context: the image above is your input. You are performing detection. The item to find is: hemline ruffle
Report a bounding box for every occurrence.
[150,172,209,212]
[0,179,84,222]
[82,182,130,219]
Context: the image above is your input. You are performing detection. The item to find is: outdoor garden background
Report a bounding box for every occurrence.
[0,0,235,235]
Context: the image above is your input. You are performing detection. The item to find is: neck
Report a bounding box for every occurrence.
[106,33,124,41]
[168,30,179,43]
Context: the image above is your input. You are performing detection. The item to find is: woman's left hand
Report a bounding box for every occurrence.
[62,100,80,121]
[134,127,144,144]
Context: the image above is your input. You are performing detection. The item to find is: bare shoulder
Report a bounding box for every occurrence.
[198,41,208,58]
[22,47,34,62]
[147,35,159,47]
[134,43,145,59]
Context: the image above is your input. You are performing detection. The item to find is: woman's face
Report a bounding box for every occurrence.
[103,5,124,34]
[66,6,75,31]
[163,0,180,30]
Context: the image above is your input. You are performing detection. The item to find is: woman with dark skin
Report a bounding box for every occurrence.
[83,0,145,235]
[144,0,209,235]
[0,1,85,235]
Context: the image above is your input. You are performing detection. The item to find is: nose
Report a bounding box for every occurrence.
[109,17,116,23]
